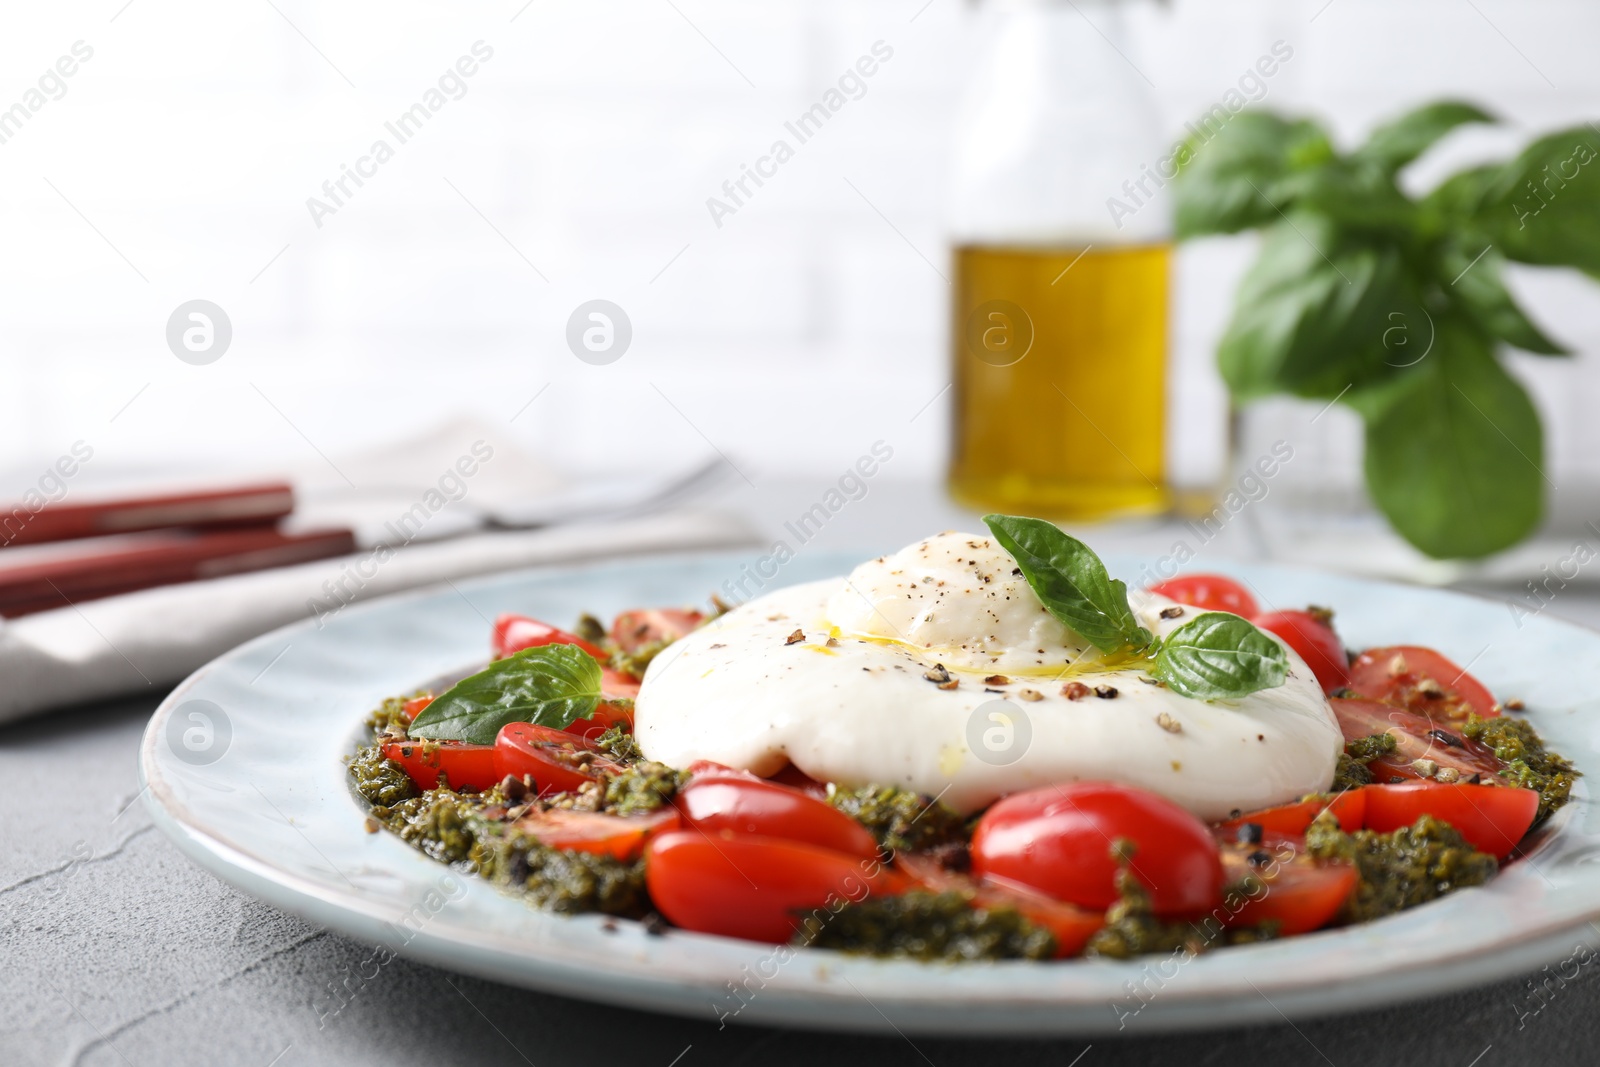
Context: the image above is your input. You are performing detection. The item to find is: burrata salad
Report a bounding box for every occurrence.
[350,516,1577,961]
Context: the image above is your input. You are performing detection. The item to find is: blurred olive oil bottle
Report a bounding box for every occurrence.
[948,0,1172,521]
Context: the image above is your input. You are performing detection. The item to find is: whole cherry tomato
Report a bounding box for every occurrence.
[675,776,880,860]
[492,613,607,661]
[1149,575,1259,617]
[1253,609,1348,693]
[971,783,1224,916]
[645,831,907,944]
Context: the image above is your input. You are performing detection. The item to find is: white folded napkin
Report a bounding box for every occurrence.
[0,509,759,724]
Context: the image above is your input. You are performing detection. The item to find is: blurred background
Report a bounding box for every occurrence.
[2,0,1599,571]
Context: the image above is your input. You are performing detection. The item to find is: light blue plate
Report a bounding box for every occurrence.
[140,550,1600,1036]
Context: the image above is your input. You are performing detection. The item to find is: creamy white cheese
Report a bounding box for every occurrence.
[634,533,1343,820]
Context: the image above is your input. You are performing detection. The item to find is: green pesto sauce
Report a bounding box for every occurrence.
[348,744,418,808]
[1330,732,1398,792]
[603,761,686,816]
[594,723,643,762]
[1462,714,1579,824]
[1084,861,1275,960]
[1305,812,1496,923]
[384,789,486,865]
[801,890,1054,961]
[827,784,967,854]
[574,613,608,646]
[475,831,648,916]
[349,690,652,915]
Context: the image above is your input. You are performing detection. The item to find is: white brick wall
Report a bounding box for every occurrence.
[2,0,1598,497]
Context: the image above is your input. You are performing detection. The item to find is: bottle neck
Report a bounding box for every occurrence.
[948,0,1169,244]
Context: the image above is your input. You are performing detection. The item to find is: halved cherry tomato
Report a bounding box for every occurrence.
[645,830,907,944]
[1363,782,1538,860]
[1216,838,1357,936]
[896,853,1102,958]
[1149,575,1258,617]
[675,777,879,860]
[564,700,634,743]
[400,695,433,723]
[492,613,607,661]
[512,808,680,861]
[601,667,642,699]
[611,608,703,655]
[971,783,1224,916]
[1347,645,1497,721]
[1253,609,1348,693]
[1218,789,1366,837]
[494,722,624,797]
[382,739,500,792]
[1332,697,1504,786]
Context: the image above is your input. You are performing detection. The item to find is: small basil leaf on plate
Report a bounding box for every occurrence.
[983,514,1153,654]
[1153,612,1289,701]
[408,644,602,745]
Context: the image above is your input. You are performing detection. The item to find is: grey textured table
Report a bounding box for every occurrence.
[6,482,1600,1067]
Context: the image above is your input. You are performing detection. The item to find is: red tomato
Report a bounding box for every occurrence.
[971,783,1224,916]
[1253,610,1348,693]
[675,778,879,860]
[766,762,829,799]
[513,808,680,861]
[1347,645,1498,721]
[494,722,624,797]
[1149,575,1258,617]
[1216,840,1357,937]
[1332,697,1504,786]
[492,613,607,661]
[645,831,907,944]
[400,695,433,723]
[686,759,763,782]
[382,740,500,792]
[1363,783,1538,860]
[610,608,703,655]
[896,854,1102,959]
[601,668,642,700]
[1217,789,1366,836]
[564,701,634,743]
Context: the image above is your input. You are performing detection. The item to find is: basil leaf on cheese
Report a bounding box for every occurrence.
[983,514,1153,654]
[408,644,602,745]
[1153,612,1289,701]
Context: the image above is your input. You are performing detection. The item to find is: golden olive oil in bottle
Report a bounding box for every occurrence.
[949,242,1171,520]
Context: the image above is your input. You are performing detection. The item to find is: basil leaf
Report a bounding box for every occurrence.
[1422,163,1500,223]
[1153,613,1289,701]
[1355,101,1495,175]
[408,644,602,745]
[1359,318,1544,560]
[1174,112,1334,238]
[1216,215,1411,401]
[1471,126,1600,274]
[1287,160,1421,235]
[1443,243,1568,356]
[982,514,1152,654]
